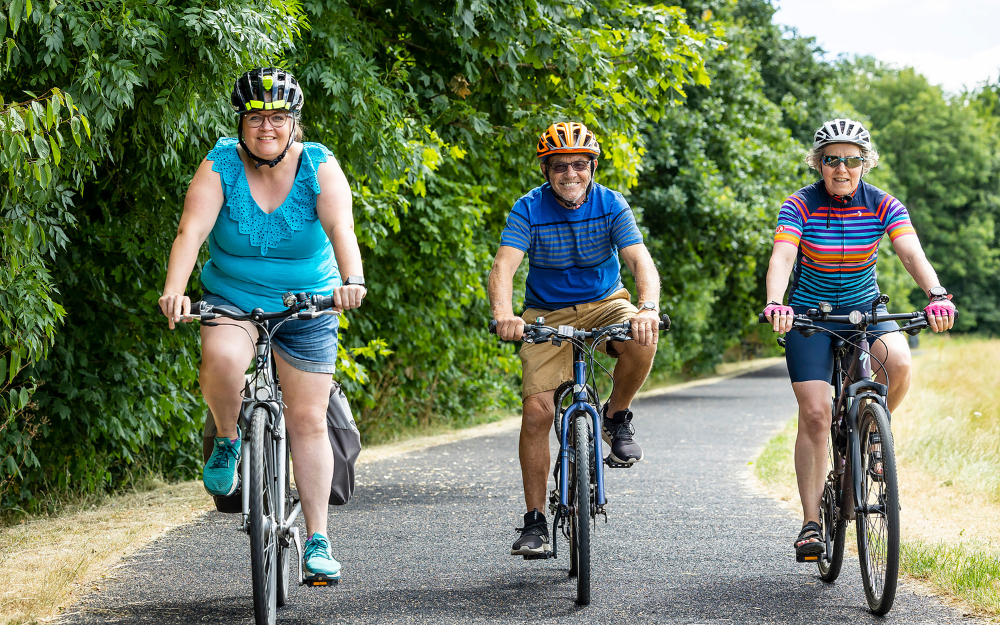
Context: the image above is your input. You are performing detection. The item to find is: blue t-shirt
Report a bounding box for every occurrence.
[499,182,644,310]
[199,138,342,313]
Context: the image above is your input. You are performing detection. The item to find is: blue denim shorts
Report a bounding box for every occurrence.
[784,302,898,383]
[201,291,339,374]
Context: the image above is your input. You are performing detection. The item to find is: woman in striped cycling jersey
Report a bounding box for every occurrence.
[761,118,956,559]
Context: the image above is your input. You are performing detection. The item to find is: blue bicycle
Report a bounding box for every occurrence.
[490,313,669,605]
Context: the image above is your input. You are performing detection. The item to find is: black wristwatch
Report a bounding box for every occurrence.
[344,276,366,287]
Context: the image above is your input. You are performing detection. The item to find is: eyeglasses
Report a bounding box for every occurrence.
[547,160,592,174]
[821,155,865,169]
[245,112,290,128]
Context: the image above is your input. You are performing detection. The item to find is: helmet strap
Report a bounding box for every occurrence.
[237,116,297,169]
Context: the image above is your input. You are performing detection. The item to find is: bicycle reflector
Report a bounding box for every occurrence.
[849,310,863,325]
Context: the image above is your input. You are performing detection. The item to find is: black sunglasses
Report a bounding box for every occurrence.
[821,155,865,169]
[547,160,592,174]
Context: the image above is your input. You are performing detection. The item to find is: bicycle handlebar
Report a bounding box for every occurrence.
[165,292,340,325]
[488,313,670,342]
[757,309,932,336]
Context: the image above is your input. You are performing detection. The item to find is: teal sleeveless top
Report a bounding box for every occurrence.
[199,138,342,313]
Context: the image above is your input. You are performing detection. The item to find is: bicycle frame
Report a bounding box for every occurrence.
[557,354,607,510]
[829,329,893,523]
[238,331,303,555]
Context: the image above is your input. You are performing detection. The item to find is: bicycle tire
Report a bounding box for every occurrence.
[553,382,598,444]
[855,402,900,615]
[573,413,592,606]
[249,406,277,625]
[818,430,846,582]
[818,482,846,581]
[275,438,291,607]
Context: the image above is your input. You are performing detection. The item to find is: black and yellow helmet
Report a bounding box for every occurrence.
[230,68,303,169]
[230,67,303,115]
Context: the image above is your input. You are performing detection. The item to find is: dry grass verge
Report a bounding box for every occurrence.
[753,335,1000,620]
[0,479,212,625]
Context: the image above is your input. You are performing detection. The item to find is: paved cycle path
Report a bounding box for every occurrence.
[61,365,978,624]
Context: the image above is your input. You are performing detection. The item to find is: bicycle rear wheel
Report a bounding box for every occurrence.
[855,402,900,615]
[818,431,846,582]
[249,406,278,625]
[275,436,291,607]
[571,413,592,606]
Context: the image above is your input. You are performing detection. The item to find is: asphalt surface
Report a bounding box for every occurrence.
[60,364,978,624]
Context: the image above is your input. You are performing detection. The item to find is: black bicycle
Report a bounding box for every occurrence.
[490,313,669,605]
[185,292,338,625]
[760,294,936,615]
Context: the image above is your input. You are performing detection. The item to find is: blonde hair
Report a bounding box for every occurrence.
[806,144,879,175]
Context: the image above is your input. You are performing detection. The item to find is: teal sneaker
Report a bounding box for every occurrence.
[302,532,341,583]
[203,428,241,496]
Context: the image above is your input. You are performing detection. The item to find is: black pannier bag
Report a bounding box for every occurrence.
[202,381,361,512]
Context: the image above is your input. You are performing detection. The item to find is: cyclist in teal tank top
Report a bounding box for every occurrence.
[158,68,364,582]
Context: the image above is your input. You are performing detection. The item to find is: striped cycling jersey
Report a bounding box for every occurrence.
[775,180,916,308]
[500,182,643,310]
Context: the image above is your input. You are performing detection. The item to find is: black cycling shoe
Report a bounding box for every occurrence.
[602,406,643,464]
[511,509,550,556]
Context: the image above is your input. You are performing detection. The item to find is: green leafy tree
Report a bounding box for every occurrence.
[0,0,713,511]
[632,0,815,372]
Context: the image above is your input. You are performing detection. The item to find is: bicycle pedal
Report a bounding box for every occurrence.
[796,553,821,563]
[303,576,339,587]
[523,552,557,560]
[604,456,634,469]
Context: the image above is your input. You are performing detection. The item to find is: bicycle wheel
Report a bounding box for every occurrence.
[275,438,291,607]
[855,402,900,615]
[818,428,846,582]
[818,482,846,581]
[249,406,278,625]
[572,413,592,606]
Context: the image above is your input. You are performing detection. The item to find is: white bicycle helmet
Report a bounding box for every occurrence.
[813,118,872,150]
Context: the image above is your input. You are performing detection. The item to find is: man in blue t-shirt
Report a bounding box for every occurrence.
[488,122,662,557]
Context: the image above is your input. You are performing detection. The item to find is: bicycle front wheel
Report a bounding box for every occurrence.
[249,406,278,625]
[855,402,900,615]
[572,413,592,606]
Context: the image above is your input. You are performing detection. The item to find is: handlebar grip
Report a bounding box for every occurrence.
[488,320,498,335]
[758,313,768,324]
[659,313,671,331]
[312,294,335,311]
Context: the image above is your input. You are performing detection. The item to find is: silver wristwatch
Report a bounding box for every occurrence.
[638,301,659,313]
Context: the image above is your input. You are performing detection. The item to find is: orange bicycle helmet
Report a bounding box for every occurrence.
[536,122,601,162]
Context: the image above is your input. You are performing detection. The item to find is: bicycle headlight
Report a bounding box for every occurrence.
[849,310,863,325]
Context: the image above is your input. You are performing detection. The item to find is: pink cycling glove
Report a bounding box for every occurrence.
[763,303,794,318]
[924,299,956,318]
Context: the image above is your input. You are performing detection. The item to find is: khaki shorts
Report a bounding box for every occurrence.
[519,289,638,399]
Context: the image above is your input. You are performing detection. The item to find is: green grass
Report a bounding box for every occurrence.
[754,416,798,489]
[902,540,1000,615]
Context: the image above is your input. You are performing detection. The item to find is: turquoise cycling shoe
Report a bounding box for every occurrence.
[203,427,241,496]
[303,532,341,584]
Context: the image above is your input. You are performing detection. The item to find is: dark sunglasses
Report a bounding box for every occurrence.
[547,160,591,174]
[821,155,865,169]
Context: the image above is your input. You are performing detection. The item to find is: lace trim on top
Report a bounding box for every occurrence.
[206,138,332,255]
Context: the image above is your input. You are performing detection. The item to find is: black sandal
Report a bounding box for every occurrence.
[795,521,825,559]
